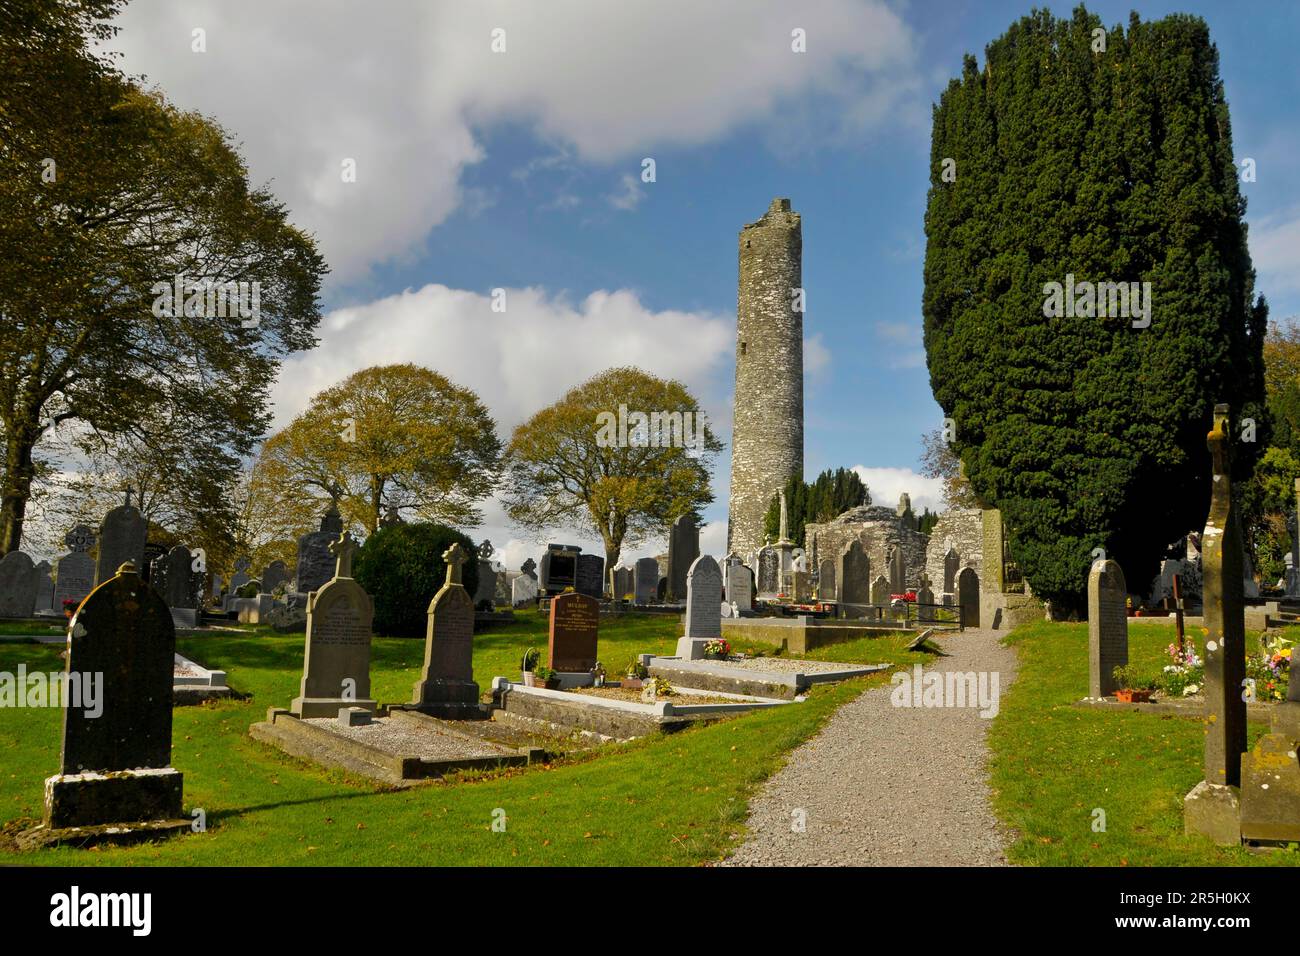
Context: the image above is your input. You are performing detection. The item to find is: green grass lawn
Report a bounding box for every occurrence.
[988,618,1300,866]
[0,611,923,866]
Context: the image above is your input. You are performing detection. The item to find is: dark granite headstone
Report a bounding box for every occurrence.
[261,560,289,593]
[44,562,184,831]
[576,553,605,599]
[548,591,599,672]
[666,515,699,602]
[160,545,199,610]
[634,557,658,605]
[539,545,579,595]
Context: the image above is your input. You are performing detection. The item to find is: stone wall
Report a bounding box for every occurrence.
[803,505,928,592]
[923,508,984,595]
[727,198,804,557]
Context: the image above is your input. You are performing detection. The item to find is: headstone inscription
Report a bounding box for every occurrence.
[676,554,722,660]
[547,591,599,674]
[290,532,378,718]
[410,542,480,716]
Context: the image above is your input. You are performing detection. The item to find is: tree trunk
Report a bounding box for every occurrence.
[0,427,38,556]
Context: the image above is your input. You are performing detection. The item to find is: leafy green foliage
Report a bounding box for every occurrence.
[763,467,869,544]
[923,7,1267,612]
[353,522,479,637]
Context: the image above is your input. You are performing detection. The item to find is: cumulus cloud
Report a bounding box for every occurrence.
[852,465,944,514]
[1250,204,1300,298]
[873,320,926,369]
[106,0,919,284]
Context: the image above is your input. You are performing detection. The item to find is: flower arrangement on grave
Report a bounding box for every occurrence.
[61,598,80,619]
[1158,642,1204,697]
[1246,646,1290,702]
[1111,663,1158,702]
[625,658,648,680]
[703,638,730,659]
[640,676,675,702]
[533,664,556,688]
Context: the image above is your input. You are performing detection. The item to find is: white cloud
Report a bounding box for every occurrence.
[106,0,919,284]
[852,465,944,515]
[873,320,925,369]
[1250,204,1300,298]
[607,174,644,212]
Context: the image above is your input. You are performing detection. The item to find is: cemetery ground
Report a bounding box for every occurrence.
[0,611,921,866]
[3,611,1299,867]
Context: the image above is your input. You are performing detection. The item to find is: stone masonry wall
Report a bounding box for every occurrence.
[923,508,984,595]
[804,505,928,592]
[727,198,804,557]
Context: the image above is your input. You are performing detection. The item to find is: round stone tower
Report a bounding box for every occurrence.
[727,198,804,557]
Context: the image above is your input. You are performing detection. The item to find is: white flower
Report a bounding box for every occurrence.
[1184,684,1200,696]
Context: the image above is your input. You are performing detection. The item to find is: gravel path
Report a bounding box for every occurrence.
[723,628,1018,866]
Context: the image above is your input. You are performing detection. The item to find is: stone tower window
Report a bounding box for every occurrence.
[740,341,747,356]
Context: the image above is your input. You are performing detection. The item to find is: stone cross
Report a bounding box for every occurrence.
[778,491,790,544]
[124,484,135,508]
[64,525,96,553]
[478,539,494,560]
[443,542,468,585]
[329,531,360,579]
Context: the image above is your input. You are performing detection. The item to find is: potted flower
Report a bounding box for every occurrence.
[703,638,730,660]
[1111,664,1157,703]
[533,664,558,689]
[520,648,541,687]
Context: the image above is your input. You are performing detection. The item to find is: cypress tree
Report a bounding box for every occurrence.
[923,6,1266,614]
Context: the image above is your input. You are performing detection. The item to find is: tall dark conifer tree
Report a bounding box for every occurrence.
[923,6,1267,614]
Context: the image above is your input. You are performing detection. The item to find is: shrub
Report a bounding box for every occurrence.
[353,521,480,636]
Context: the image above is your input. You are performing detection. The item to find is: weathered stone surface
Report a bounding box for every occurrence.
[917,573,935,622]
[837,540,870,617]
[261,560,290,594]
[576,553,605,599]
[94,506,147,587]
[1238,733,1300,843]
[32,561,54,613]
[806,504,928,602]
[634,557,658,605]
[548,591,599,672]
[54,552,95,615]
[888,546,906,592]
[1087,559,1128,698]
[791,569,812,603]
[818,558,836,601]
[291,533,377,718]
[610,565,634,602]
[159,545,200,610]
[0,550,39,618]
[295,507,342,595]
[727,198,803,558]
[1183,780,1241,846]
[229,555,253,593]
[727,563,753,611]
[666,515,699,602]
[681,555,722,647]
[412,542,479,712]
[923,509,984,597]
[756,546,780,598]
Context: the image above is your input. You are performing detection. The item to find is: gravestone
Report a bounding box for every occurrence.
[818,558,836,601]
[575,553,605,599]
[726,563,753,613]
[917,572,935,622]
[656,576,668,602]
[511,572,538,607]
[494,568,514,607]
[473,541,498,608]
[290,532,378,718]
[0,551,40,618]
[888,546,905,593]
[521,557,538,580]
[1087,559,1128,698]
[634,557,659,605]
[957,566,980,628]
[41,561,186,835]
[210,573,224,601]
[410,542,480,716]
[1184,405,1248,846]
[539,544,579,595]
[871,574,891,620]
[94,505,147,587]
[548,591,600,674]
[159,545,199,611]
[610,565,634,601]
[229,556,253,593]
[666,514,699,602]
[262,560,289,594]
[295,505,344,595]
[791,570,812,603]
[756,546,780,598]
[54,525,97,615]
[837,540,870,618]
[33,561,55,614]
[676,554,722,660]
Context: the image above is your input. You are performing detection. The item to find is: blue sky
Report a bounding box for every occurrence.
[105,0,1300,567]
